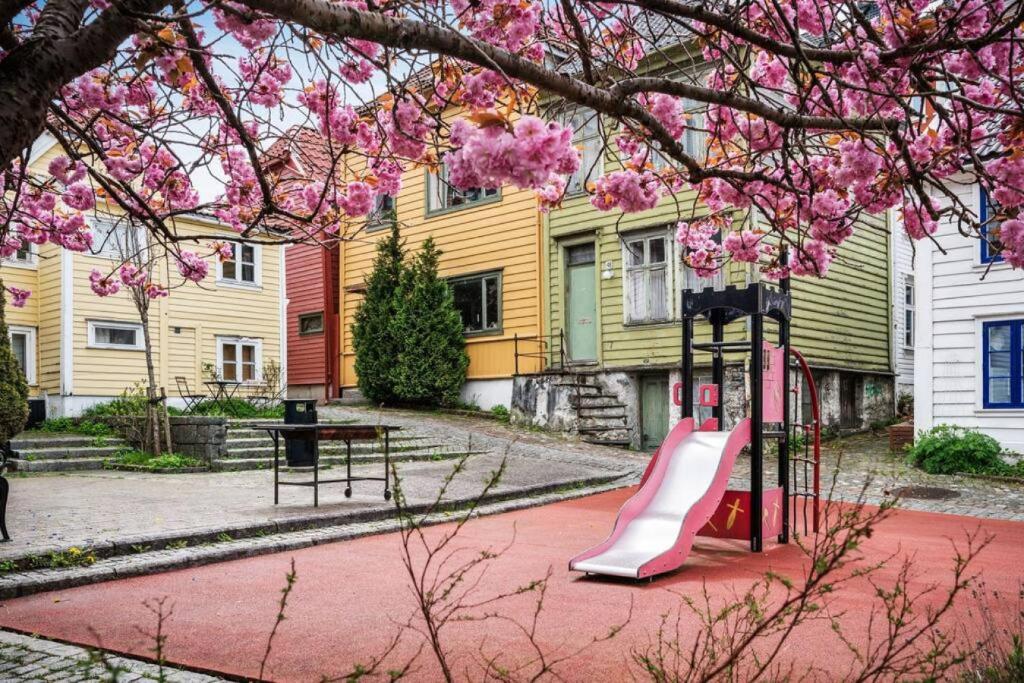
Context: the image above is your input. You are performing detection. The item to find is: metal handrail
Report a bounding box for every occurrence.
[513,330,567,375]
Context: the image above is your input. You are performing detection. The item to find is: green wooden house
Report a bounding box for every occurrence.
[510,104,896,449]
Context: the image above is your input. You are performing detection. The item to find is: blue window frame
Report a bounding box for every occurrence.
[980,188,1004,264]
[982,320,1024,409]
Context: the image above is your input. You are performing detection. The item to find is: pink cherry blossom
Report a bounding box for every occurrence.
[119,264,148,288]
[6,287,30,308]
[591,170,660,213]
[89,269,121,297]
[175,251,209,283]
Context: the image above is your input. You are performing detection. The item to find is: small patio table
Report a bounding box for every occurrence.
[204,380,242,413]
[248,423,401,507]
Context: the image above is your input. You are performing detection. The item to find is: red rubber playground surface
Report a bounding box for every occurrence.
[1,488,1021,681]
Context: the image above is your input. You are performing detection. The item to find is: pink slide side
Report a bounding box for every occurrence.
[570,418,752,579]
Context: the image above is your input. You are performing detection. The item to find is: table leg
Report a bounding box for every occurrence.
[273,431,279,505]
[313,438,319,508]
[344,439,352,498]
[0,475,9,541]
[384,429,392,501]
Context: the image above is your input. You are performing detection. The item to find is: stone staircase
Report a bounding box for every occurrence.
[7,433,130,472]
[210,420,484,471]
[559,372,634,448]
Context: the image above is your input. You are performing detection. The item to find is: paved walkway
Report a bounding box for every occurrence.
[0,630,226,682]
[1,408,643,561]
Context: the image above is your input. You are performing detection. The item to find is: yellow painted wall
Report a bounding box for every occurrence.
[339,108,544,387]
[6,138,283,404]
[69,215,283,398]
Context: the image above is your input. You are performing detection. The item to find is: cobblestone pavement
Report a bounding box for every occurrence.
[0,629,226,682]
[727,430,1024,521]
[325,406,1024,520]
[1,409,643,561]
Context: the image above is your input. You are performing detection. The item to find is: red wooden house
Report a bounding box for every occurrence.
[264,128,342,401]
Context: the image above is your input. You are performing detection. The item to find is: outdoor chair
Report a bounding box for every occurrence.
[175,376,208,414]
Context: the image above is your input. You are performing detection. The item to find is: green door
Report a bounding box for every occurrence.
[565,244,597,362]
[641,375,670,451]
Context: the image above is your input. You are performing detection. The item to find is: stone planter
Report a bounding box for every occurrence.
[887,421,914,452]
[168,416,228,465]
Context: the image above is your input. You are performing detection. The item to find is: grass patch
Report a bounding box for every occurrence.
[33,418,114,438]
[183,398,284,419]
[109,449,203,470]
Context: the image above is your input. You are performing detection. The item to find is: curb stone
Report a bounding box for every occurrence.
[0,630,229,682]
[0,473,637,600]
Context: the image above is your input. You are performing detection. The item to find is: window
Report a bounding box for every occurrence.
[298,311,324,336]
[426,163,499,213]
[982,320,1023,409]
[90,216,139,259]
[219,242,258,285]
[218,337,261,383]
[624,233,671,324]
[904,276,915,348]
[367,194,396,231]
[87,320,144,350]
[980,189,1004,264]
[682,99,707,161]
[3,237,35,268]
[8,326,36,384]
[451,271,501,334]
[564,108,602,195]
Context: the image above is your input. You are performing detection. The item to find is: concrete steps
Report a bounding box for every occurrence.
[8,434,130,472]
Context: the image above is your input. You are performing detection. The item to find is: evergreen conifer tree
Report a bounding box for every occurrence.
[352,223,406,404]
[393,238,469,406]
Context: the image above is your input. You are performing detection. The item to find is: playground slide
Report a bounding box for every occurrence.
[570,417,752,579]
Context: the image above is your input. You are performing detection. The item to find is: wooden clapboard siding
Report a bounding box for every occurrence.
[0,248,41,394]
[789,212,892,372]
[167,326,199,388]
[545,182,747,369]
[35,242,62,394]
[546,163,892,373]
[915,175,1024,452]
[286,242,330,386]
[339,106,544,387]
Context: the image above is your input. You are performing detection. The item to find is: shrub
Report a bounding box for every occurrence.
[391,238,469,407]
[81,383,149,417]
[0,286,28,443]
[491,405,510,423]
[907,424,1003,475]
[188,398,283,419]
[352,223,406,405]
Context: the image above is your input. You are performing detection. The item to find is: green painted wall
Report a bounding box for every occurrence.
[543,168,892,374]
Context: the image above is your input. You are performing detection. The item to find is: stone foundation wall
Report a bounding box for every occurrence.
[168,417,228,464]
[510,375,578,432]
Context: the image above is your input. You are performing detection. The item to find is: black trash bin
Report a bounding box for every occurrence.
[283,399,317,467]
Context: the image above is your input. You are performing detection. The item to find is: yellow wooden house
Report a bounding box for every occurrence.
[1,134,286,417]
[338,107,545,410]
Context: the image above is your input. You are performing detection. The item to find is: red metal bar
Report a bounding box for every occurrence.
[789,348,821,533]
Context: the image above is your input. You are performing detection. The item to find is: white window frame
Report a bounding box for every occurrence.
[563,108,603,195]
[426,163,499,213]
[89,216,140,260]
[8,325,36,385]
[87,319,145,350]
[216,336,262,384]
[2,240,37,269]
[903,275,915,349]
[216,241,261,288]
[622,230,673,325]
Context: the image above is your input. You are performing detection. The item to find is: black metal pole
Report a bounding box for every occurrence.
[779,280,791,544]
[751,312,764,553]
[712,313,725,427]
[682,314,694,420]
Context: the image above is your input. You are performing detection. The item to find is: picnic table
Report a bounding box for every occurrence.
[248,423,401,507]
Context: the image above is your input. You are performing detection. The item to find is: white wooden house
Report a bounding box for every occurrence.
[914,175,1024,453]
[891,208,916,402]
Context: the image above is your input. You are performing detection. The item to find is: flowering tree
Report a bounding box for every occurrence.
[1,0,1023,307]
